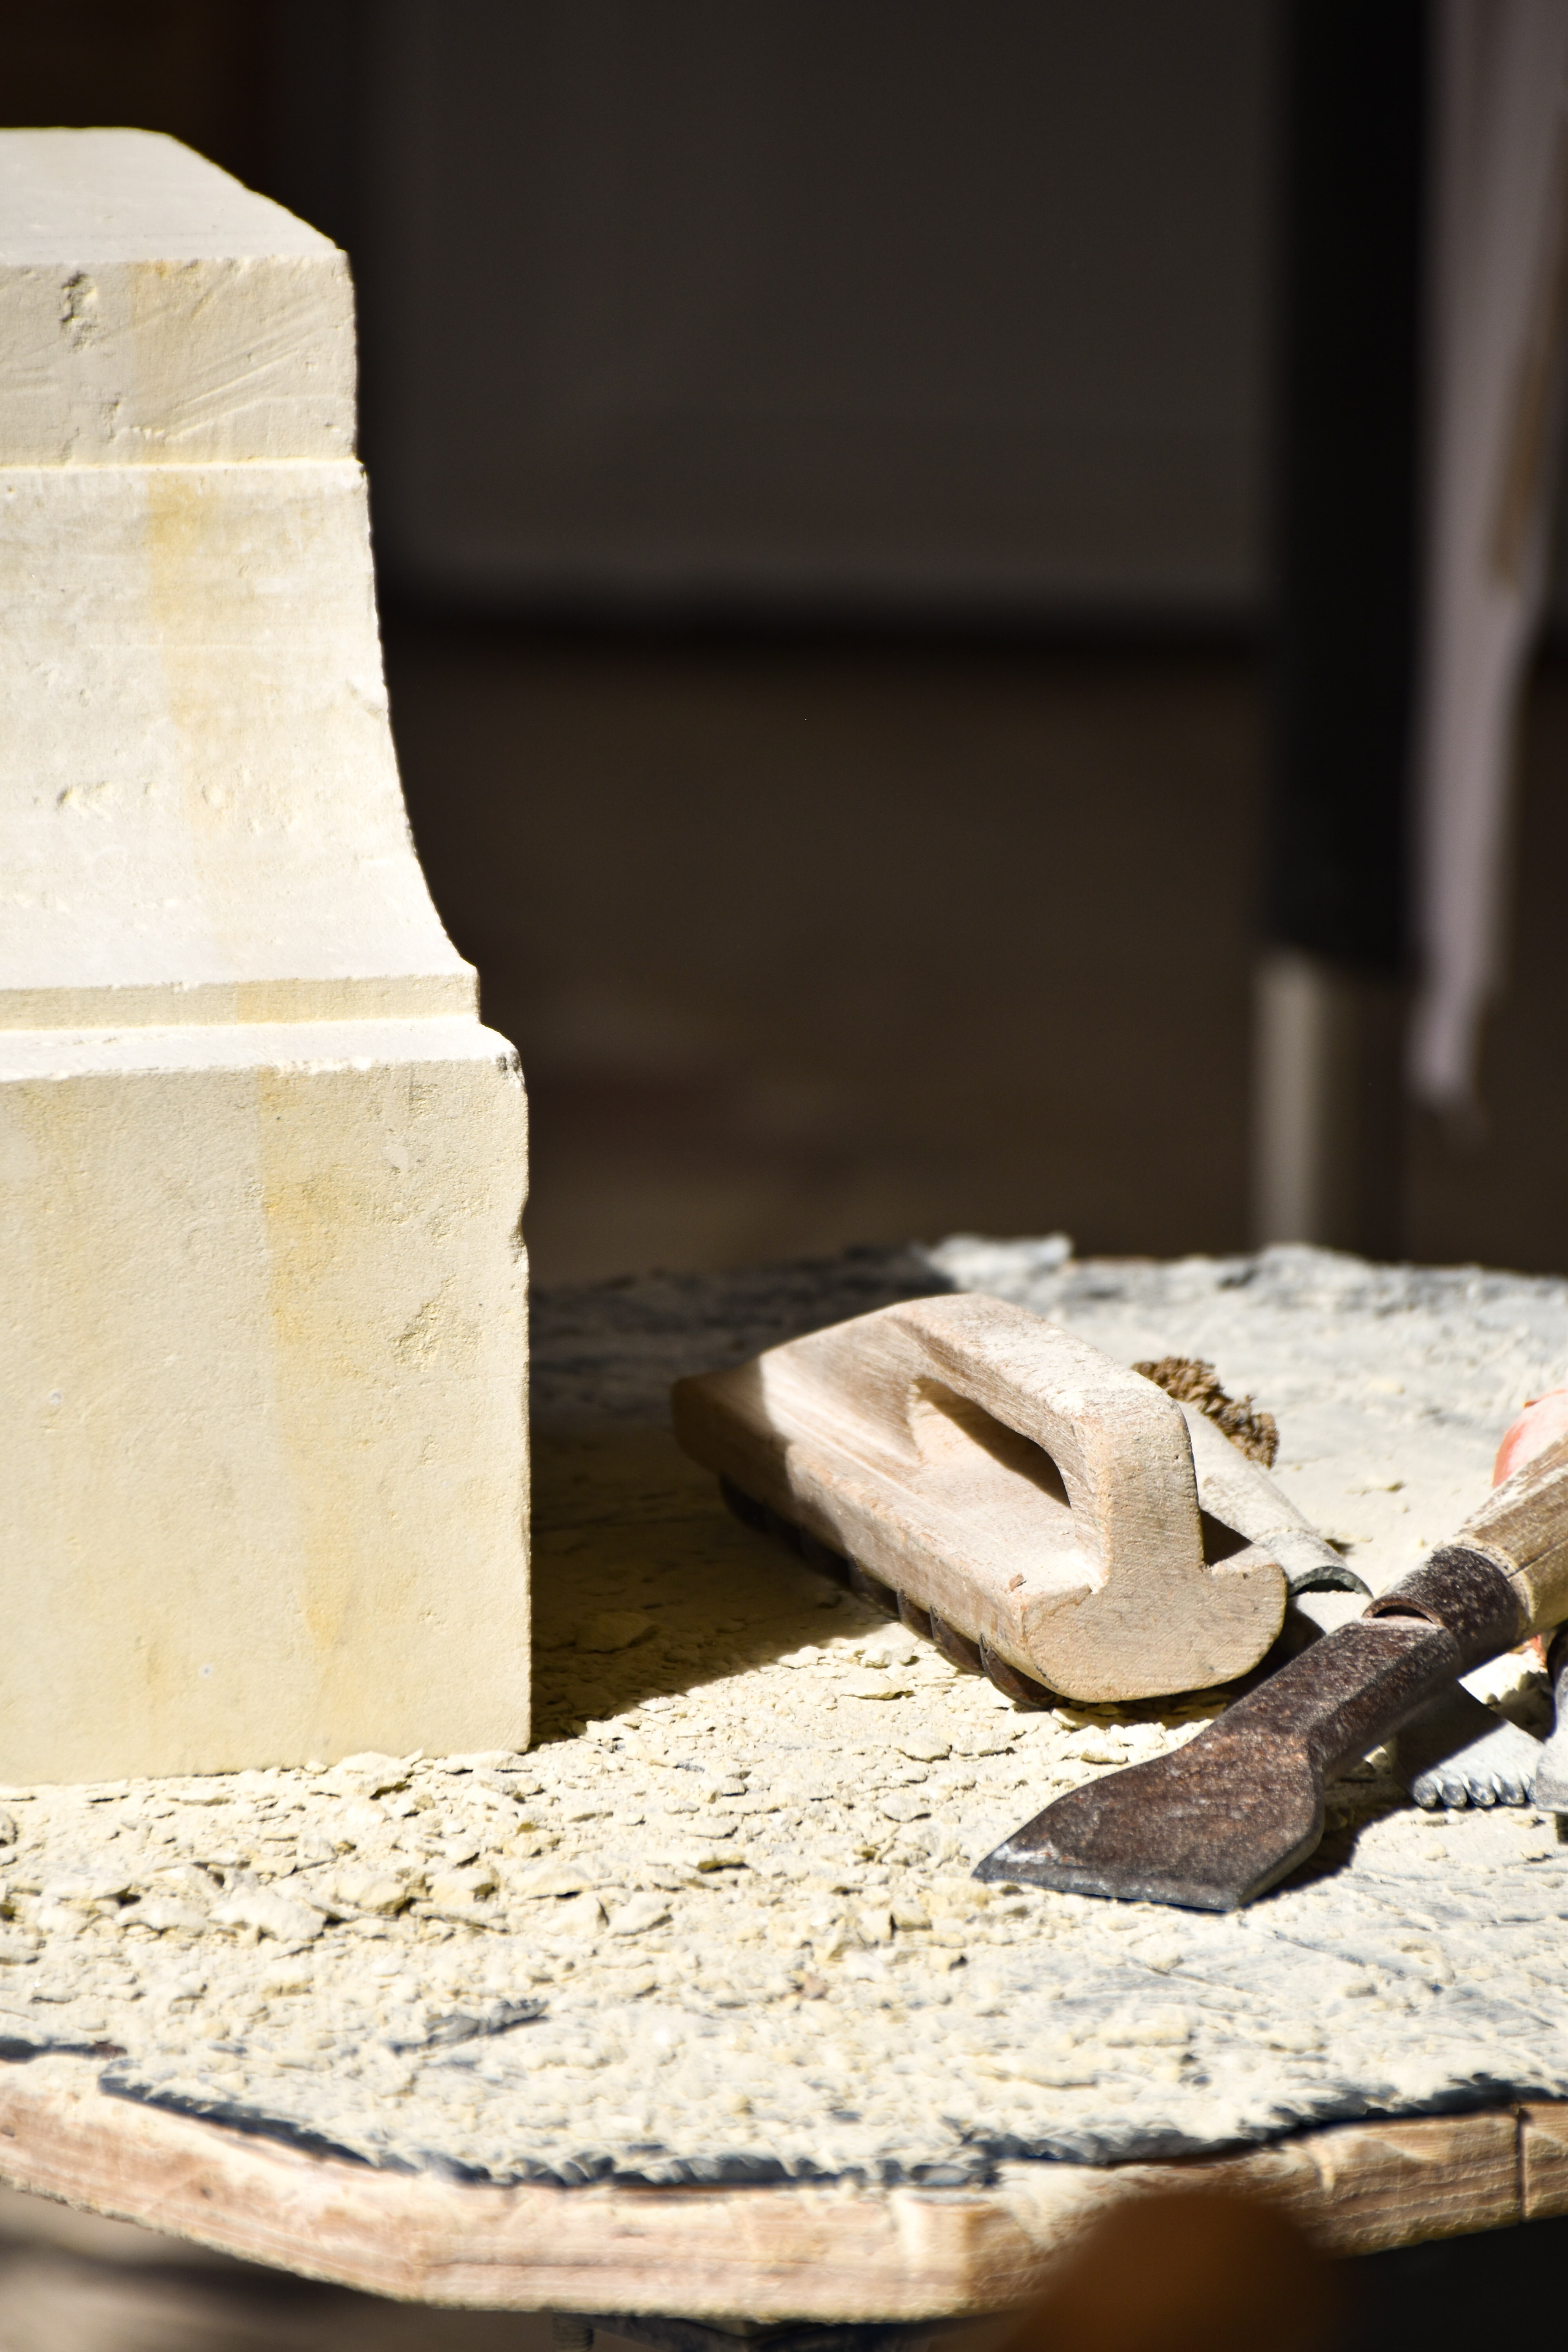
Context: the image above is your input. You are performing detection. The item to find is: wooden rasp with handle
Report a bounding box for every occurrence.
[976,1426,1568,1911]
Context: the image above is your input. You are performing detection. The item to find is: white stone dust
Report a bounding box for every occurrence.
[3,1243,1566,2189]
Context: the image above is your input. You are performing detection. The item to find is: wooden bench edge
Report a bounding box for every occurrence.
[0,2068,1557,2318]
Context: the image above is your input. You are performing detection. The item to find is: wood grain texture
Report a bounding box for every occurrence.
[673,1295,1286,1703]
[1174,2111,1522,2253]
[1520,2101,1568,2219]
[1453,1427,1568,1635]
[0,2067,1555,2316]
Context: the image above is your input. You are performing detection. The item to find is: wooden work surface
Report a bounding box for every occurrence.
[3,1241,1568,2319]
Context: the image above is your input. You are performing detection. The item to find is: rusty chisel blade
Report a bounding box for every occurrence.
[974,1615,1462,1910]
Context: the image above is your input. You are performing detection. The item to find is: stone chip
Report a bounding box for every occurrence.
[209,1888,322,1943]
[607,1893,671,1937]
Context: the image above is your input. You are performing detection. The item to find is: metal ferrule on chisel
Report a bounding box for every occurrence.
[1363,1548,1527,1667]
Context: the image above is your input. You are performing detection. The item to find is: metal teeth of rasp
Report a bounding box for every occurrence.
[927,1607,983,1674]
[719,1477,1054,1703]
[975,1635,1055,1709]
[897,1590,933,1639]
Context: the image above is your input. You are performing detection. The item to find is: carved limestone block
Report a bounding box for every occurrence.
[0,132,528,1780]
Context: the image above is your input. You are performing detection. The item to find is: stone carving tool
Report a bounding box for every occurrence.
[673,1296,1352,1706]
[1497,1388,1568,1813]
[1316,1386,1563,1811]
[1390,1671,1541,1809]
[1495,1392,1568,1816]
[976,1426,1568,1909]
[1536,1625,1568,1811]
[678,1295,1544,1806]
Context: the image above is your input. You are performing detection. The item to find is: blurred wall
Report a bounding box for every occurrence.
[350,0,1278,622]
[11,4,273,187]
[15,2,1568,629]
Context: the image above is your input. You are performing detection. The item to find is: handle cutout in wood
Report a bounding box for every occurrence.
[673,1294,1288,1703]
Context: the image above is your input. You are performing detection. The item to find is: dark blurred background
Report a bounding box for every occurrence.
[15,0,1568,1285]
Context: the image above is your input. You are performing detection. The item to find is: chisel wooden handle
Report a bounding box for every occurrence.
[1450,1422,1568,1636]
[675,1293,1291,1702]
[1368,1424,1568,1658]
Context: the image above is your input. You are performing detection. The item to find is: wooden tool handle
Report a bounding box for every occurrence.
[1450,1423,1568,1637]
[677,1290,1290,1700]
[883,1294,1201,1565]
